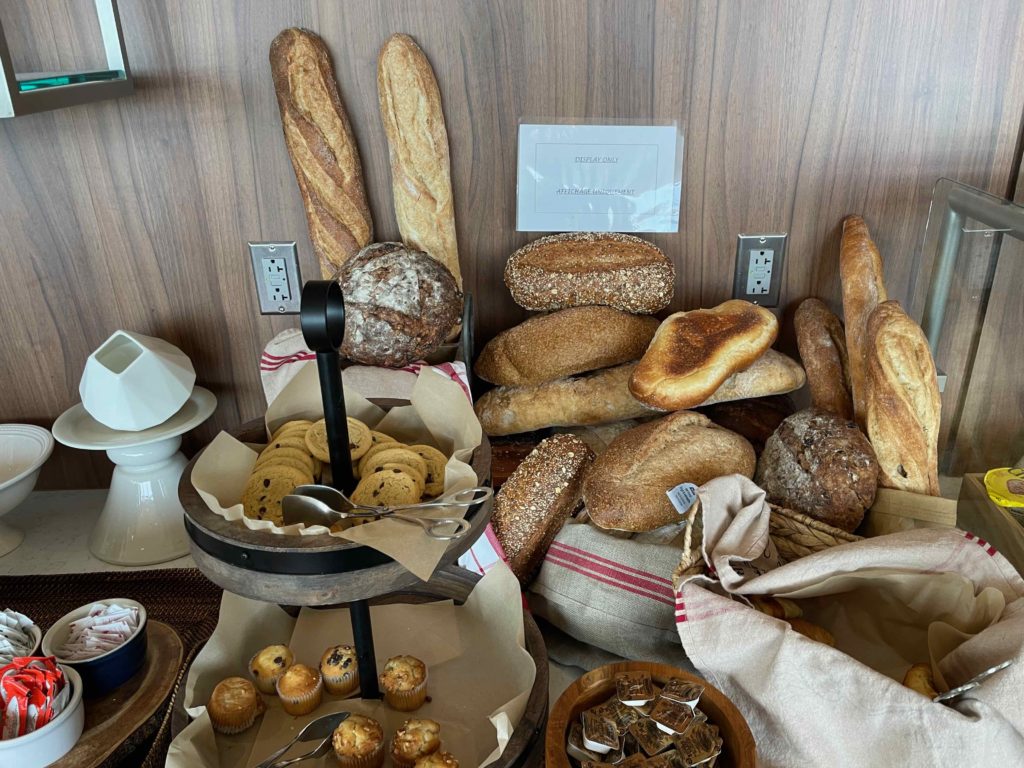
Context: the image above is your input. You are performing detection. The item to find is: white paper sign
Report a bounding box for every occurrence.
[517,122,681,232]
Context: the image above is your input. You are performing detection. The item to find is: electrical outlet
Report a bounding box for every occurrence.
[249,242,302,315]
[733,233,787,307]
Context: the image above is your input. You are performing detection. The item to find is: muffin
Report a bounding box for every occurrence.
[391,718,441,768]
[249,643,294,694]
[379,655,428,711]
[414,751,459,768]
[320,644,359,696]
[207,676,265,734]
[275,663,323,716]
[332,713,385,768]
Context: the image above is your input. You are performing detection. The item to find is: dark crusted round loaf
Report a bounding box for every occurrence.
[504,232,674,314]
[338,242,462,367]
[755,408,878,532]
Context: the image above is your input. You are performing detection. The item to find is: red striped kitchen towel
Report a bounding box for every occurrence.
[527,519,692,666]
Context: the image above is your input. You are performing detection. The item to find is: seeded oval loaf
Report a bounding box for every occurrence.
[474,306,660,387]
[754,408,879,532]
[583,411,756,532]
[338,242,462,367]
[504,232,674,314]
[491,433,595,586]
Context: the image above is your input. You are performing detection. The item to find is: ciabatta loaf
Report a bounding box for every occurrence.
[270,28,373,278]
[628,300,779,410]
[474,307,659,387]
[864,301,941,496]
[795,298,853,419]
[377,34,461,288]
[839,215,887,427]
[504,232,674,314]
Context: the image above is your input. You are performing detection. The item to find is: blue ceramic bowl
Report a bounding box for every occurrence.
[40,598,147,698]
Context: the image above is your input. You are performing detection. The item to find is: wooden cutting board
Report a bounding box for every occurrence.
[53,620,183,768]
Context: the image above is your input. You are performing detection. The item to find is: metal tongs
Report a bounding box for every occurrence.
[282,484,492,540]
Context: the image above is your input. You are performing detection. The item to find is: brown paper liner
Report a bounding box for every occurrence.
[333,739,385,768]
[276,674,323,716]
[383,673,428,712]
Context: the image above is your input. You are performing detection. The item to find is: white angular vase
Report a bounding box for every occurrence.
[79,330,195,432]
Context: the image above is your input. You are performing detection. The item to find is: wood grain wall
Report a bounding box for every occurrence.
[1,0,1022,488]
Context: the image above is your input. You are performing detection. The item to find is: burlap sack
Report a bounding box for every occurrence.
[529,518,694,669]
[677,475,1024,767]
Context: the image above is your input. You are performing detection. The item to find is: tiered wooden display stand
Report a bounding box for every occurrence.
[177,283,547,766]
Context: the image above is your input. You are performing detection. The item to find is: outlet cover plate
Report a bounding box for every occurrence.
[733,233,787,307]
[249,241,302,315]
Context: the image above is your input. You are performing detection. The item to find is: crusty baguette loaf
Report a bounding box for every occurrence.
[377,33,461,288]
[270,28,373,279]
[795,298,853,419]
[628,300,779,410]
[583,411,756,532]
[474,363,653,436]
[474,307,659,388]
[839,215,887,428]
[698,350,805,407]
[491,434,594,586]
[504,232,674,314]
[864,301,941,496]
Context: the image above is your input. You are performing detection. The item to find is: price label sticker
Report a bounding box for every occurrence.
[666,482,698,516]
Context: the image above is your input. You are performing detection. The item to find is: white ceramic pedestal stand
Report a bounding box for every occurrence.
[52,387,217,566]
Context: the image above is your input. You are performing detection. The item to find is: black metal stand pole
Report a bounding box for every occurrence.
[300,280,381,699]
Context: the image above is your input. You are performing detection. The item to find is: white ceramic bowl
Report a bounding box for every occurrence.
[0,665,84,767]
[0,425,54,556]
[79,330,195,432]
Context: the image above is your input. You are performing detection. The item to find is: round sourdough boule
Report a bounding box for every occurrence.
[504,232,674,314]
[339,242,462,367]
[754,408,879,532]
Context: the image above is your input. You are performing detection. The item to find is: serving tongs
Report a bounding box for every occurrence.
[282,484,491,540]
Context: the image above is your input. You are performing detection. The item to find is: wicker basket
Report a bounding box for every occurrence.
[674,497,861,584]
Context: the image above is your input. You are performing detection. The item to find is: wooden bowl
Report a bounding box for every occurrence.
[546,661,755,767]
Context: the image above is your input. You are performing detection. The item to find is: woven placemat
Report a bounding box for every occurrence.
[0,568,222,768]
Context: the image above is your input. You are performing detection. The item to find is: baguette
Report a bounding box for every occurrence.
[377,33,461,288]
[629,300,779,410]
[270,28,373,278]
[504,232,674,314]
[864,301,941,495]
[474,307,659,387]
[474,363,653,436]
[839,215,887,427]
[794,298,853,419]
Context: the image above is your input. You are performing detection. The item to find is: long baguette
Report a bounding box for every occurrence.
[377,33,461,288]
[839,215,887,428]
[270,28,373,278]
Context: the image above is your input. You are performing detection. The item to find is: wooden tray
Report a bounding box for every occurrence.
[546,661,755,768]
[53,621,184,768]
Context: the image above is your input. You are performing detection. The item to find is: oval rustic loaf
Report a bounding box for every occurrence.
[338,242,462,368]
[504,232,674,314]
[474,307,660,387]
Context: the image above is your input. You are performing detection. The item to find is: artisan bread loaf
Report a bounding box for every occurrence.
[697,349,805,407]
[474,307,659,387]
[839,215,887,427]
[864,301,941,496]
[583,411,756,532]
[338,242,462,367]
[474,363,652,436]
[491,434,594,586]
[795,298,853,419]
[270,28,373,278]
[754,408,879,532]
[377,34,461,287]
[628,300,779,410]
[504,232,674,314]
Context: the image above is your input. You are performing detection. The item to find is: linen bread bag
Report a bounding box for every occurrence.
[675,475,1024,767]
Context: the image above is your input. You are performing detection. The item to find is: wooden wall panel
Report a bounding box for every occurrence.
[0,0,1022,488]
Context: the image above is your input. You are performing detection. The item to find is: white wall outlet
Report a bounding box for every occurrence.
[733,233,787,307]
[249,242,302,315]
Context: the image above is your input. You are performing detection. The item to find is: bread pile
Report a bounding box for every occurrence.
[270,29,462,367]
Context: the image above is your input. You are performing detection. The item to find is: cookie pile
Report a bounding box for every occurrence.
[241,417,449,525]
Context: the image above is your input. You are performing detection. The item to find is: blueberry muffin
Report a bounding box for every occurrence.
[249,644,294,695]
[320,644,359,696]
